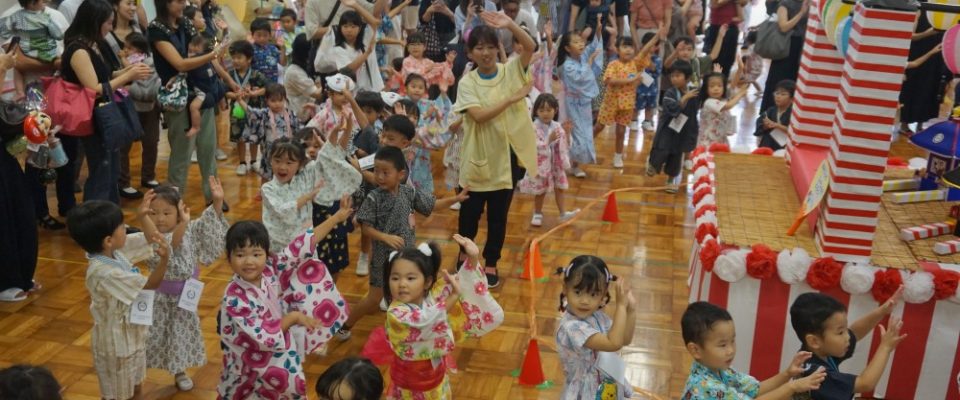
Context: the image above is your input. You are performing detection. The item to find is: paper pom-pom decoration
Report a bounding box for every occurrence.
[746,244,777,279]
[807,257,843,290]
[708,143,730,153]
[693,165,711,181]
[696,223,719,244]
[927,0,960,31]
[714,249,749,282]
[932,269,960,300]
[700,239,722,272]
[695,204,717,219]
[836,16,853,57]
[752,147,774,156]
[693,187,713,207]
[872,269,904,304]
[903,271,935,304]
[777,248,812,284]
[840,263,875,295]
[695,194,716,210]
[690,146,706,159]
[696,210,718,227]
[944,24,960,74]
[694,175,712,192]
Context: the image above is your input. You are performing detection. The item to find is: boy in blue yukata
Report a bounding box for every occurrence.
[681,302,826,399]
[788,289,906,400]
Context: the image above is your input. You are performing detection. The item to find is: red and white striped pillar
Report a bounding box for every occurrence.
[815,2,916,262]
[787,0,844,155]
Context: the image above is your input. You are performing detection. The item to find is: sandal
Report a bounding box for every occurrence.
[484,267,500,289]
[0,288,27,302]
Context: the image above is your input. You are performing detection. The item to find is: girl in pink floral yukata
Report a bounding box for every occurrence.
[401,33,455,94]
[362,234,504,400]
[217,208,352,400]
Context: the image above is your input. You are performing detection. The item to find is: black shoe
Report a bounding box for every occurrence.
[484,267,500,288]
[125,225,141,234]
[141,180,160,189]
[38,215,66,230]
[120,187,144,200]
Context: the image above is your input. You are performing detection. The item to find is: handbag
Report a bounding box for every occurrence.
[419,19,444,61]
[94,81,144,152]
[754,14,791,60]
[158,74,189,111]
[40,75,96,137]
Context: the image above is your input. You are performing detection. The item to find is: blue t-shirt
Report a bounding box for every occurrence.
[795,329,858,400]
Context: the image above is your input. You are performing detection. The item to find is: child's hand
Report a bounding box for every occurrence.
[879,285,903,315]
[209,176,225,210]
[719,23,730,39]
[348,155,361,171]
[683,89,700,100]
[454,188,470,203]
[153,234,171,260]
[789,366,826,393]
[562,120,573,133]
[544,20,554,40]
[382,234,405,250]
[441,269,462,297]
[786,351,813,377]
[446,50,457,64]
[298,313,320,330]
[138,190,156,217]
[713,63,723,73]
[178,200,192,226]
[512,82,534,103]
[615,279,628,307]
[879,317,907,350]
[625,288,637,312]
[763,116,776,129]
[333,195,353,222]
[308,179,326,199]
[393,102,407,116]
[452,233,479,259]
[581,26,593,40]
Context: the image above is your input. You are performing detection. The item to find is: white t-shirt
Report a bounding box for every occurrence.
[303,0,375,39]
[57,0,83,24]
[501,9,539,54]
[315,27,383,92]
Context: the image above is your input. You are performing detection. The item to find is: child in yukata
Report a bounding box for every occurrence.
[217,215,352,399]
[0,0,63,99]
[361,235,504,399]
[67,201,172,400]
[237,83,301,180]
[335,146,468,342]
[680,302,826,399]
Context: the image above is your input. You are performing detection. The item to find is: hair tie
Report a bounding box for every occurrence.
[388,250,399,262]
[416,242,432,257]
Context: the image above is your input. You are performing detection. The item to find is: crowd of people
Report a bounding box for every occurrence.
[0,0,953,398]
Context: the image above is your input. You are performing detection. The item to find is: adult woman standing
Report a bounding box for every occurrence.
[0,50,39,302]
[62,0,152,204]
[759,0,808,112]
[704,0,743,78]
[149,0,227,210]
[285,34,323,120]
[109,0,162,199]
[454,14,536,288]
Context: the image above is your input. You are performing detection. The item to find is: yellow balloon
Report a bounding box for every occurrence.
[927,0,960,31]
[824,0,854,46]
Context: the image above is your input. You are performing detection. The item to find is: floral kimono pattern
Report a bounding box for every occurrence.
[218,230,349,400]
[306,99,360,154]
[518,119,571,195]
[402,56,455,92]
[361,259,504,400]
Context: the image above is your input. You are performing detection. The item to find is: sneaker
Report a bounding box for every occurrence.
[174,373,194,391]
[120,187,144,199]
[356,252,370,276]
[645,163,657,177]
[334,327,352,341]
[683,159,694,171]
[449,202,461,210]
[559,209,580,222]
[379,298,388,311]
[570,167,587,178]
[665,184,679,194]
[641,120,655,131]
[216,149,228,161]
[236,163,248,176]
[530,213,544,227]
[613,153,624,168]
[191,151,198,163]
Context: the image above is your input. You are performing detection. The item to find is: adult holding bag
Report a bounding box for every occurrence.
[149,0,228,210]
[62,0,152,204]
[759,0,808,111]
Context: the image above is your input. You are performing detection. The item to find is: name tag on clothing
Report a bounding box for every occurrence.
[130,290,155,326]
[177,278,204,312]
[771,128,788,146]
[669,114,688,133]
[359,154,376,170]
[641,72,654,87]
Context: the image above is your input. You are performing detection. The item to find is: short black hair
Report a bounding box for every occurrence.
[406,32,425,45]
[280,8,297,20]
[775,79,796,97]
[681,302,733,346]
[189,34,207,49]
[790,293,847,346]
[67,201,124,254]
[229,40,254,59]
[640,32,656,45]
[315,357,383,400]
[404,73,427,88]
[264,83,287,101]
[0,364,62,400]
[382,114,416,140]
[250,17,272,34]
[356,91,385,113]
[673,36,695,48]
[668,59,693,79]
[294,127,321,145]
[225,221,271,257]
[269,137,307,166]
[466,25,500,51]
[374,146,407,172]
[152,184,182,210]
[391,57,403,72]
[556,255,616,312]
[124,32,150,54]
[615,36,635,48]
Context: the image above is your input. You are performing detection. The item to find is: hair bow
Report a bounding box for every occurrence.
[387,242,433,263]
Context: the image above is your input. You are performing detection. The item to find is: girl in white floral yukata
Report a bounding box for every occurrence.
[218,212,353,399]
[136,176,229,392]
[261,119,362,253]
[556,255,637,400]
[361,234,504,400]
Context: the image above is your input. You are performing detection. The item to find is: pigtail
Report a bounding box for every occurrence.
[426,242,442,276]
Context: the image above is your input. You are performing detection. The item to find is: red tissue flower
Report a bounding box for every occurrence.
[700,239,721,272]
[695,223,719,244]
[886,156,908,167]
[806,257,843,290]
[709,143,731,153]
[695,175,712,190]
[746,244,777,279]
[931,269,960,300]
[752,147,774,156]
[872,269,903,304]
[693,187,713,207]
[695,204,718,219]
[691,146,706,158]
[694,157,710,172]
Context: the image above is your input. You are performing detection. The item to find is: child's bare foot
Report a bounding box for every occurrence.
[186,126,199,138]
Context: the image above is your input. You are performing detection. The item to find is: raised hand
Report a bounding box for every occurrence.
[787,351,813,376]
[333,195,353,223]
[480,11,514,29]
[790,366,826,393]
[209,176,224,211]
[452,233,479,259]
[442,269,462,297]
[880,285,903,315]
[178,200,192,226]
[382,234,405,250]
[153,234,171,260]
[879,317,907,350]
[138,190,156,217]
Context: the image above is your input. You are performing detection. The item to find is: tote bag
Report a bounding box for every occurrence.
[40,76,96,137]
[94,81,143,151]
[755,14,791,60]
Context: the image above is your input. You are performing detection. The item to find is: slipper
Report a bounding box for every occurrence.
[0,288,27,302]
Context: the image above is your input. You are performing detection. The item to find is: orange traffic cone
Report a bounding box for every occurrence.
[521,242,545,280]
[602,193,620,223]
[518,339,546,386]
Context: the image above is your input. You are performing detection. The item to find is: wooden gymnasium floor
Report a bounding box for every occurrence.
[6,85,932,398]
